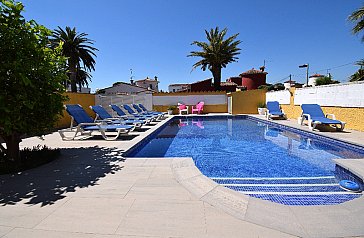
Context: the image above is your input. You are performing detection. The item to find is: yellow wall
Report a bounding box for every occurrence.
[56,93,95,128]
[280,88,364,131]
[230,89,266,114]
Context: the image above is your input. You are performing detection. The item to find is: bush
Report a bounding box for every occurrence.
[0,145,60,174]
[167,105,177,110]
[315,76,340,86]
[257,102,266,108]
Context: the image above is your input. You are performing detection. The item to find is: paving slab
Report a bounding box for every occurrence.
[115,199,206,237]
[0,226,13,237]
[2,227,157,238]
[244,197,308,237]
[204,203,297,238]
[35,197,134,234]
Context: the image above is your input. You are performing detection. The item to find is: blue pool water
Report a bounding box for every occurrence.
[128,116,364,205]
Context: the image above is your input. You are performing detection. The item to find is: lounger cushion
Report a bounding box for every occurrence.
[83,124,133,131]
[267,101,284,116]
[310,117,342,125]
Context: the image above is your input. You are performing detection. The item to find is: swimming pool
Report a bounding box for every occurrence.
[126,116,364,205]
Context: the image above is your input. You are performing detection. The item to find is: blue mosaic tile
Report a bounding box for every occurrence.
[227,185,344,193]
[213,177,338,185]
[335,165,364,191]
[249,194,361,206]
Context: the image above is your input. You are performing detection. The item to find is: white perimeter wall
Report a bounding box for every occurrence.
[153,94,227,106]
[294,81,364,107]
[266,90,291,105]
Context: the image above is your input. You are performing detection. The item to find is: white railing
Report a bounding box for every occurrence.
[95,93,153,116]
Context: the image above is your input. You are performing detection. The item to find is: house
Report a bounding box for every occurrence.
[168,78,238,92]
[226,66,268,90]
[308,74,325,86]
[168,83,189,92]
[134,76,159,92]
[96,79,157,95]
[284,80,303,89]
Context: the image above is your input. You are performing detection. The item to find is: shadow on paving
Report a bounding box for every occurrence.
[0,146,125,206]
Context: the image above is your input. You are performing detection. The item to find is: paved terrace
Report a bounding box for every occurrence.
[0,115,364,237]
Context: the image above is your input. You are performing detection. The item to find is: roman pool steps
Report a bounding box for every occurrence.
[212,176,362,206]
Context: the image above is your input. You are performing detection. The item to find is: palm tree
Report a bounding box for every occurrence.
[76,68,92,91]
[349,59,364,82]
[51,26,98,92]
[348,4,364,41]
[188,27,241,90]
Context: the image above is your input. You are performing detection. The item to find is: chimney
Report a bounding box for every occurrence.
[260,66,265,72]
[130,79,134,85]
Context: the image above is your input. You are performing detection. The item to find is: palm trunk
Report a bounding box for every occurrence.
[69,58,77,93]
[211,66,222,90]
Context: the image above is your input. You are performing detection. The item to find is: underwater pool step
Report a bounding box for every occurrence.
[222,183,338,187]
[226,184,346,193]
[212,176,337,185]
[212,176,336,180]
[249,194,361,206]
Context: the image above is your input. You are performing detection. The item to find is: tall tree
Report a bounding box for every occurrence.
[188,27,241,90]
[348,4,364,41]
[76,68,92,92]
[51,26,98,92]
[0,0,67,164]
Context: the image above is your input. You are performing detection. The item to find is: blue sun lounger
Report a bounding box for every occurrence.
[90,105,145,129]
[135,104,166,118]
[300,104,346,131]
[266,101,286,120]
[123,104,160,120]
[110,104,154,123]
[132,104,165,120]
[58,104,134,140]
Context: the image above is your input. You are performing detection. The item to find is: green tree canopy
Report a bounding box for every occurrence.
[349,59,364,82]
[315,76,340,86]
[51,26,98,92]
[188,27,241,90]
[0,0,67,164]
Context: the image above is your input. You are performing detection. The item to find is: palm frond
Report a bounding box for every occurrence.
[348,5,364,40]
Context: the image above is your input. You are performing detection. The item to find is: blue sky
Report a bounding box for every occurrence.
[21,0,363,91]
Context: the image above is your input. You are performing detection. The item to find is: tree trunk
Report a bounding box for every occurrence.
[211,66,222,91]
[69,58,77,93]
[3,133,22,167]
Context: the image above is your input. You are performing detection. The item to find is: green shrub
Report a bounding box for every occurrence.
[315,76,340,86]
[257,102,266,108]
[0,145,60,174]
